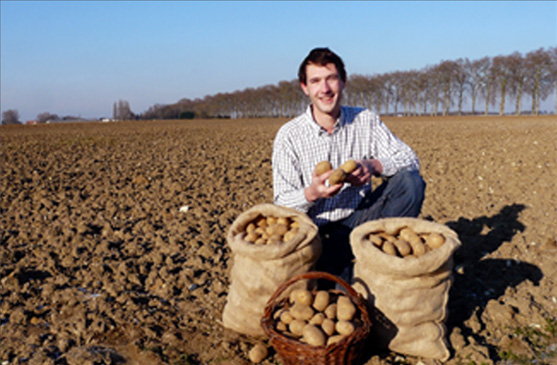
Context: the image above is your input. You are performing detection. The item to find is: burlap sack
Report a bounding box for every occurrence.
[222,204,322,336]
[350,218,461,361]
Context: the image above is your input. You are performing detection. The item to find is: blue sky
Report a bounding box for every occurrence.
[1,1,556,121]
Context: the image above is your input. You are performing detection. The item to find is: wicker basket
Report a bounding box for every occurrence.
[261,271,372,365]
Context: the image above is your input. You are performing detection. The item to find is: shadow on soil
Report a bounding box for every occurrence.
[445,203,543,361]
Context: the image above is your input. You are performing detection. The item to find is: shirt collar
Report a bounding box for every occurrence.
[304,105,346,136]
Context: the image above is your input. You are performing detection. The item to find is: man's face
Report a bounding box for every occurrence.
[301,62,345,120]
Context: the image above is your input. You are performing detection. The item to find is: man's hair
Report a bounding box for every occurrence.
[298,47,347,85]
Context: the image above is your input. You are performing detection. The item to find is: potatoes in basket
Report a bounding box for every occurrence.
[272,290,363,347]
[243,215,300,245]
[367,226,446,257]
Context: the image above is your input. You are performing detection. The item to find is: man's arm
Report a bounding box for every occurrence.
[370,117,420,176]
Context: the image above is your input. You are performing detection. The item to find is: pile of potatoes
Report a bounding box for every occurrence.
[271,288,362,347]
[315,159,358,186]
[367,226,446,258]
[243,215,300,245]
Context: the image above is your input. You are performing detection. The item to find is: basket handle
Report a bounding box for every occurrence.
[265,271,359,308]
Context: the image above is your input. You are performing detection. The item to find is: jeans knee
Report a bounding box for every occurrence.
[389,170,426,217]
[393,169,426,198]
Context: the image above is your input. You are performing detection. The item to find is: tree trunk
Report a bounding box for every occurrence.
[499,82,506,116]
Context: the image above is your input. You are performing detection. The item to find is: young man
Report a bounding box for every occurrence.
[272,47,426,279]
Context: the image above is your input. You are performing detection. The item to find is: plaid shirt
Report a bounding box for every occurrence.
[272,106,420,226]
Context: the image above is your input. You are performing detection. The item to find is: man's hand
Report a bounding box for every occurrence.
[344,159,383,186]
[304,168,343,203]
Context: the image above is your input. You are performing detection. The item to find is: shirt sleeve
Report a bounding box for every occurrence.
[272,129,315,213]
[371,115,421,176]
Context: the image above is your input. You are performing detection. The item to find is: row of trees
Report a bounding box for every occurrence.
[1,110,84,125]
[1,101,134,125]
[141,47,556,120]
[2,47,555,125]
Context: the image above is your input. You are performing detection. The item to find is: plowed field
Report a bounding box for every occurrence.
[1,115,556,364]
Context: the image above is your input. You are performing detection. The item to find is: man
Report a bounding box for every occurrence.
[272,47,426,279]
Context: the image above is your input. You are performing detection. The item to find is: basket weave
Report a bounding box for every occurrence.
[261,271,371,365]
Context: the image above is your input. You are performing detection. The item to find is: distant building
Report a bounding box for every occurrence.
[26,120,38,125]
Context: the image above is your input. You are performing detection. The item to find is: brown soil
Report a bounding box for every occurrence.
[1,115,556,365]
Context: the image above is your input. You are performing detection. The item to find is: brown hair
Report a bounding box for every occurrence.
[298,47,347,85]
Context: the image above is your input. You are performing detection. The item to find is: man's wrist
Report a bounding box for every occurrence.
[304,185,318,203]
[369,159,383,176]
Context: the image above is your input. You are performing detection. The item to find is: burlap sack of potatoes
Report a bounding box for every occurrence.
[350,217,461,361]
[222,203,322,336]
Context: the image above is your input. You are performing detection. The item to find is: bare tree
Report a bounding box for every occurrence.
[113,100,134,120]
[466,57,490,114]
[36,112,60,124]
[369,74,386,115]
[505,52,527,115]
[434,60,459,116]
[453,59,469,115]
[426,65,442,116]
[492,55,514,116]
[415,71,431,116]
[482,60,499,115]
[550,47,557,115]
[2,109,21,125]
[525,48,553,115]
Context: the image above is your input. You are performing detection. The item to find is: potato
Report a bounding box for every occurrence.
[280,311,294,325]
[328,169,346,186]
[255,238,267,245]
[315,161,333,176]
[277,216,291,226]
[386,225,404,236]
[382,240,397,256]
[283,228,298,242]
[309,312,325,325]
[289,319,307,336]
[378,232,397,242]
[246,222,257,234]
[276,321,287,332]
[266,223,288,236]
[335,320,355,336]
[340,159,358,174]
[312,290,330,312]
[407,235,427,256]
[321,318,336,336]
[255,216,268,227]
[324,303,337,319]
[248,343,268,363]
[273,307,287,320]
[290,302,314,321]
[393,239,412,257]
[327,334,346,346]
[425,232,446,248]
[302,324,327,347]
[337,296,356,321]
[289,289,313,306]
[245,232,259,243]
[368,234,383,247]
[399,227,416,242]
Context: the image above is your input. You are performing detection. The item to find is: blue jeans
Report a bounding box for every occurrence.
[342,168,426,229]
[315,169,426,283]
